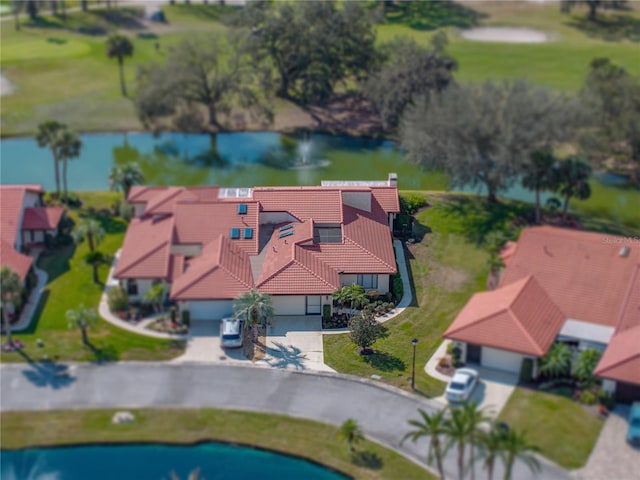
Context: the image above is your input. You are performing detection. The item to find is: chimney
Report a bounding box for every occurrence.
[388,173,398,188]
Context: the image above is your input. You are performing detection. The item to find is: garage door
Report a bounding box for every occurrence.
[271,296,306,315]
[189,300,234,320]
[481,347,523,374]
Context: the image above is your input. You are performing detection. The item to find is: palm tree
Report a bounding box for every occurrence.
[461,401,491,480]
[338,418,364,453]
[233,290,274,341]
[144,283,166,313]
[36,120,65,197]
[1,267,23,347]
[445,401,489,480]
[66,304,98,345]
[109,162,144,200]
[521,149,558,224]
[84,251,110,284]
[402,408,449,480]
[573,348,602,387]
[476,422,508,480]
[500,429,540,480]
[73,218,105,252]
[556,157,592,222]
[333,284,367,317]
[539,342,572,379]
[106,34,134,96]
[57,129,82,203]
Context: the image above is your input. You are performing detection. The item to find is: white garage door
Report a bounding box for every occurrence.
[271,296,306,316]
[188,300,234,320]
[482,347,523,374]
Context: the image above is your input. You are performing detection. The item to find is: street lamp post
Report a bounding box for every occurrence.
[411,338,418,390]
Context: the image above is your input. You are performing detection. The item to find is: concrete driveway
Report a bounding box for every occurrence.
[257,316,334,372]
[576,404,640,480]
[172,320,249,364]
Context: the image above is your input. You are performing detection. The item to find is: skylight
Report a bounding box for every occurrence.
[230,228,240,239]
[237,204,248,215]
[278,230,294,239]
[244,228,253,239]
[278,224,294,232]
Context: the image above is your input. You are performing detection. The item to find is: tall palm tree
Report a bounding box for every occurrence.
[57,129,82,203]
[476,422,508,480]
[72,218,105,252]
[36,120,65,197]
[66,304,98,345]
[402,408,449,480]
[109,162,144,200]
[461,401,491,480]
[501,429,540,480]
[445,401,489,480]
[1,267,23,347]
[338,418,364,453]
[521,149,558,224]
[234,289,274,340]
[106,34,134,96]
[84,250,110,284]
[556,156,592,221]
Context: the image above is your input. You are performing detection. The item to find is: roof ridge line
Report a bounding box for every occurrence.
[116,240,169,277]
[596,351,640,374]
[342,235,396,272]
[294,247,339,289]
[172,264,220,298]
[611,263,640,333]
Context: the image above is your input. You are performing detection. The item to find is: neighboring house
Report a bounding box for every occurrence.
[444,226,640,403]
[113,175,400,321]
[0,184,64,318]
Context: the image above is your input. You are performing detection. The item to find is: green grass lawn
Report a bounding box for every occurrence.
[498,388,604,470]
[0,409,434,480]
[0,191,184,364]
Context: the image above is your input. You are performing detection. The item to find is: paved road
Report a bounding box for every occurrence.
[1,362,569,480]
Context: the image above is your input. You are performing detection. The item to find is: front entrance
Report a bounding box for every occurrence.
[305,296,321,315]
[467,343,482,364]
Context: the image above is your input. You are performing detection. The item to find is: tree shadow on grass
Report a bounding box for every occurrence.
[566,14,640,42]
[173,3,241,22]
[37,244,76,283]
[86,341,119,364]
[351,450,383,470]
[362,351,405,372]
[384,0,485,31]
[19,290,50,335]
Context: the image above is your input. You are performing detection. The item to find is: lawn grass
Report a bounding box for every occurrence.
[2,2,640,135]
[0,191,184,364]
[0,408,434,480]
[498,388,604,470]
[325,193,497,398]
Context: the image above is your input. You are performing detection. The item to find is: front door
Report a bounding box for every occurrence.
[306,296,321,315]
[466,343,482,364]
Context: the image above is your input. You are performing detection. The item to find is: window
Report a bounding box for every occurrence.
[306,296,321,315]
[127,279,138,295]
[230,228,240,239]
[313,224,342,243]
[243,228,253,239]
[237,204,247,215]
[357,274,378,290]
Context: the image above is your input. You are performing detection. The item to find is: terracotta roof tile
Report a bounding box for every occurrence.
[1,187,26,248]
[594,325,640,385]
[371,187,400,213]
[254,187,343,223]
[171,237,254,300]
[21,207,64,230]
[445,276,566,356]
[113,215,173,279]
[0,240,32,281]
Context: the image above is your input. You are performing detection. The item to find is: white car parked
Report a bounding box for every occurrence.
[220,317,244,349]
[445,368,479,403]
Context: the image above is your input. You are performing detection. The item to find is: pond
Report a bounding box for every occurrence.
[1,442,348,480]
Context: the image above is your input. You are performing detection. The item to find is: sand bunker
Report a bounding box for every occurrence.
[461,27,549,43]
[1,73,15,97]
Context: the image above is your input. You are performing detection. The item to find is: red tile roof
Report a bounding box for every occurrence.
[170,236,254,300]
[500,227,639,328]
[21,207,64,230]
[254,187,343,223]
[594,325,640,385]
[113,215,174,279]
[1,187,27,249]
[0,240,32,281]
[173,202,259,254]
[445,276,566,356]
[371,187,400,213]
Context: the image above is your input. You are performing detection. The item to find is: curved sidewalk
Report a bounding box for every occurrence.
[12,267,47,332]
[0,363,570,480]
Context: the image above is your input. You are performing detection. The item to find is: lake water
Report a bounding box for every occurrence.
[0,442,347,480]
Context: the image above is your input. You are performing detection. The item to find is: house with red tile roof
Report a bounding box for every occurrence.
[113,175,399,321]
[1,184,65,320]
[444,226,640,403]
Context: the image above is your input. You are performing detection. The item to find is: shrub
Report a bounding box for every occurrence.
[597,389,615,409]
[322,304,331,322]
[399,193,428,215]
[451,345,462,367]
[118,200,135,221]
[446,342,454,354]
[519,358,534,383]
[181,309,190,327]
[580,390,597,405]
[107,286,129,312]
[348,313,388,354]
[438,356,450,368]
[392,274,404,302]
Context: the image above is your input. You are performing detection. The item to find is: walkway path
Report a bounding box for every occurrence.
[12,266,47,332]
[0,362,570,480]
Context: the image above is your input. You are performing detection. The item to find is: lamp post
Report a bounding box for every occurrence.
[411,338,418,390]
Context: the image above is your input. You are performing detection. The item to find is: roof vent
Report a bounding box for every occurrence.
[237,204,247,215]
[619,246,630,257]
[230,228,240,239]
